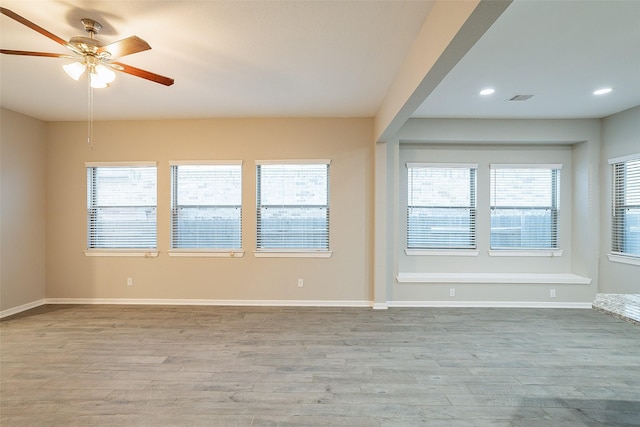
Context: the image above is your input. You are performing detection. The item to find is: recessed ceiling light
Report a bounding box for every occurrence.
[480,88,495,96]
[593,88,613,95]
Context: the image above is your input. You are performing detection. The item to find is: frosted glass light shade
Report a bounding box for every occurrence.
[63,62,86,80]
[89,73,107,88]
[89,65,116,88]
[95,65,116,83]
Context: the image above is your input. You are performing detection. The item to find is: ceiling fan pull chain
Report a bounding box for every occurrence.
[87,75,94,151]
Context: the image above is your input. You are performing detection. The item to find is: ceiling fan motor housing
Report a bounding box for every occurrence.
[80,18,102,35]
[69,36,101,55]
[67,18,104,56]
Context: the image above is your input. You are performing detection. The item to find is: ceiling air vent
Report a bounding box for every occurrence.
[508,94,534,101]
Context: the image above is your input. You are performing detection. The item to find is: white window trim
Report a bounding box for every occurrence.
[489,165,561,251]
[84,250,159,257]
[169,160,243,166]
[608,153,640,164]
[608,253,640,266]
[86,162,158,253]
[85,161,156,167]
[405,249,479,257]
[406,162,479,169]
[168,250,244,258]
[609,153,640,259]
[256,159,331,165]
[254,250,332,258]
[170,162,243,251]
[488,249,563,257]
[490,163,563,169]
[256,161,331,253]
[406,163,477,251]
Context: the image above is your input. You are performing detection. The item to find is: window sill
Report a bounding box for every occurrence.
[405,249,479,257]
[254,251,332,258]
[488,250,563,257]
[168,250,244,258]
[608,253,640,266]
[84,250,159,258]
[397,272,591,285]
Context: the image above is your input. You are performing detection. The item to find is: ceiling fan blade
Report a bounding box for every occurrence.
[98,36,151,59]
[111,61,174,86]
[0,7,68,47]
[1,49,73,58]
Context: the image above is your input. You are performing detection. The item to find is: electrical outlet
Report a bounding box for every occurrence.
[298,279,304,288]
[550,289,556,298]
[127,278,133,286]
[449,288,456,297]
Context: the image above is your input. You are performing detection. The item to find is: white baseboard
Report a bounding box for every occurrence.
[2,298,592,316]
[388,300,592,309]
[44,298,372,308]
[0,299,46,319]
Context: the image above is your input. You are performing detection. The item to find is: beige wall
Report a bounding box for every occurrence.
[0,108,47,313]
[2,107,636,314]
[46,118,374,303]
[599,106,640,294]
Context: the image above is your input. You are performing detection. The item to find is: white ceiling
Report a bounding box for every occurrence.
[412,0,640,119]
[1,0,639,125]
[0,0,433,121]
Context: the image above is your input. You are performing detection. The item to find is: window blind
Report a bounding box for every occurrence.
[490,165,560,249]
[256,162,329,250]
[611,157,640,257]
[87,165,157,249]
[170,163,242,249]
[407,164,477,249]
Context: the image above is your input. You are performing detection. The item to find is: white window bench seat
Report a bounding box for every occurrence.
[396,272,591,285]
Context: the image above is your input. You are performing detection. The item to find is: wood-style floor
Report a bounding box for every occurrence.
[1,304,639,426]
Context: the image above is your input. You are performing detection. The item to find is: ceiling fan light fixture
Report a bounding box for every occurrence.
[89,73,108,89]
[63,61,86,80]
[95,64,116,83]
[88,64,116,88]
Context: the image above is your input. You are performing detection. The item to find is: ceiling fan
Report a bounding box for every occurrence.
[0,7,174,87]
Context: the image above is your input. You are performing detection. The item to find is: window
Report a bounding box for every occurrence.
[407,163,477,250]
[256,161,330,252]
[611,155,640,258]
[490,165,561,250]
[86,163,157,250]
[170,162,242,251]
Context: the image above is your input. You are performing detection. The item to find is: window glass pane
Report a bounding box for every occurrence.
[257,163,329,250]
[490,167,559,249]
[626,160,640,205]
[490,208,555,248]
[491,169,553,207]
[176,165,241,205]
[259,164,328,205]
[624,207,640,255]
[410,168,471,206]
[407,166,476,249]
[92,167,156,206]
[259,206,328,249]
[87,166,157,249]
[171,164,242,249]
